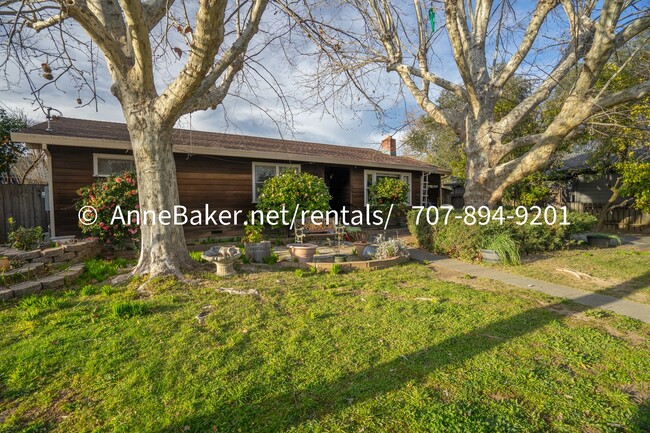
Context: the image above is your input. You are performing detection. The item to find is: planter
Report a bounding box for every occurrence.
[353,242,368,256]
[244,241,271,263]
[292,243,318,263]
[333,254,347,263]
[480,249,500,263]
[586,235,612,248]
[202,246,242,277]
[0,257,10,271]
[286,243,304,258]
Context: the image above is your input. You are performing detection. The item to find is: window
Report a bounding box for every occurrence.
[364,170,412,205]
[93,153,136,177]
[252,162,300,202]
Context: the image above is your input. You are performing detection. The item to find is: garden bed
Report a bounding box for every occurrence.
[307,254,409,272]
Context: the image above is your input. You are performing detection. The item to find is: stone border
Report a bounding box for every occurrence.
[306,254,410,272]
[0,263,85,300]
[2,239,100,267]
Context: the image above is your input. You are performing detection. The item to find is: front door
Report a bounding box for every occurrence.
[324,166,351,211]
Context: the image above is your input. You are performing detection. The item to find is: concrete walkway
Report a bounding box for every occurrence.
[408,248,650,324]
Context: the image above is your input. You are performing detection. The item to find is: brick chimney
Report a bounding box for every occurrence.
[381,135,397,156]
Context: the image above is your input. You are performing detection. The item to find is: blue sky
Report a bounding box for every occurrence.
[0,1,574,153]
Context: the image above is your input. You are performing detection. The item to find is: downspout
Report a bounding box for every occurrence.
[42,143,56,238]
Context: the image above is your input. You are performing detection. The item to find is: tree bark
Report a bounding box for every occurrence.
[126,114,194,277]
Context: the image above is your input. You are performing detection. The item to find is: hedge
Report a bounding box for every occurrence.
[407,208,597,261]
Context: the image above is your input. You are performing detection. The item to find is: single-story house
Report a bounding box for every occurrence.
[12,118,448,238]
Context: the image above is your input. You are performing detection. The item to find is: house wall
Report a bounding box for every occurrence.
[49,145,426,237]
[565,174,621,204]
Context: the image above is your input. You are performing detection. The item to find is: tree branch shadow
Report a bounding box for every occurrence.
[158,271,650,433]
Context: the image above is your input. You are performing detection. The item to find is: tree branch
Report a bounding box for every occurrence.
[120,0,155,94]
[492,0,560,89]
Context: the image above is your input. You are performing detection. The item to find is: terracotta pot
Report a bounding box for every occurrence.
[292,243,318,263]
[353,242,368,256]
[0,257,10,271]
[286,243,304,258]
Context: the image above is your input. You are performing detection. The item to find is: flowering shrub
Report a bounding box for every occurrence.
[256,171,331,222]
[76,171,139,249]
[372,234,408,259]
[368,177,410,214]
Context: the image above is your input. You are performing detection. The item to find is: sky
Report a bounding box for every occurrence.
[0,1,562,154]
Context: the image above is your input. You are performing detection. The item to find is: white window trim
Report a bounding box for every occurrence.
[364,169,412,205]
[252,161,301,202]
[93,153,135,177]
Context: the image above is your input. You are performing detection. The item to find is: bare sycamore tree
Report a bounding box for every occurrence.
[284,0,650,206]
[1,0,275,277]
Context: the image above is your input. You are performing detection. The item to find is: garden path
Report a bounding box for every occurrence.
[408,248,650,324]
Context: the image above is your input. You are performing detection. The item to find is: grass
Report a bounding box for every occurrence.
[496,246,650,304]
[0,263,649,432]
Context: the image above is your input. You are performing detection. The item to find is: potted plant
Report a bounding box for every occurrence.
[368,177,410,227]
[0,256,10,271]
[242,223,271,263]
[346,228,368,256]
[480,232,520,265]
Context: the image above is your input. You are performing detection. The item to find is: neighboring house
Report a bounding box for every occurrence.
[552,145,650,231]
[12,118,448,238]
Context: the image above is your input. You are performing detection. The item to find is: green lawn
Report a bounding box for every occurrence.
[494,246,650,305]
[1,261,649,432]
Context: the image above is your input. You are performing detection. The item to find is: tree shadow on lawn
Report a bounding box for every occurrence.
[159,271,650,433]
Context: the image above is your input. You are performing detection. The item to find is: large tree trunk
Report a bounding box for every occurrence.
[126,115,193,277]
[462,127,503,208]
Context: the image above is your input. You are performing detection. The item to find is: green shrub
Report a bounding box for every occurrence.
[242,223,263,243]
[76,171,139,250]
[256,171,331,223]
[407,208,598,261]
[6,217,43,250]
[330,263,343,275]
[368,177,410,214]
[564,212,598,234]
[407,209,432,249]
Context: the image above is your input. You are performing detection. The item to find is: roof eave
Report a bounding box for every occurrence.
[12,131,446,174]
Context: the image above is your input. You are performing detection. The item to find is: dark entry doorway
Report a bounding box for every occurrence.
[324,166,350,211]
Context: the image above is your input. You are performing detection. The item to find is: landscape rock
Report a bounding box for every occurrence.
[12,250,41,261]
[39,275,65,290]
[62,264,85,281]
[41,247,65,258]
[63,242,89,253]
[10,280,42,296]
[0,288,14,300]
[53,252,76,263]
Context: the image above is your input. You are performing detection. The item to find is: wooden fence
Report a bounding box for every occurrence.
[0,184,48,243]
[564,202,650,233]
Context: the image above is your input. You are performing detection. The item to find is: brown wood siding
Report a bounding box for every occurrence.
[49,145,426,236]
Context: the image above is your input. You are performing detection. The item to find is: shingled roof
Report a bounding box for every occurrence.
[14,118,447,173]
